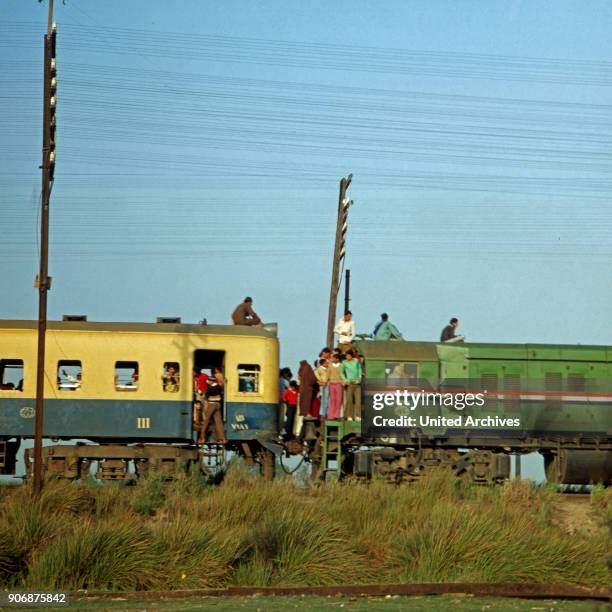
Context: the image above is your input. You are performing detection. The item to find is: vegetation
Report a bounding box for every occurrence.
[0,468,609,592]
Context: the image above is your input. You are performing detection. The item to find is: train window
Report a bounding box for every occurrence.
[0,359,24,391]
[162,362,180,392]
[238,364,260,393]
[115,361,139,391]
[57,360,82,391]
[385,362,417,386]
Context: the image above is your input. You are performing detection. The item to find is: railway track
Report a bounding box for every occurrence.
[75,583,611,603]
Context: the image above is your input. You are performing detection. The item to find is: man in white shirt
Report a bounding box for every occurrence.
[334,310,356,353]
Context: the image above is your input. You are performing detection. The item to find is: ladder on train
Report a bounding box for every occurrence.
[200,443,226,477]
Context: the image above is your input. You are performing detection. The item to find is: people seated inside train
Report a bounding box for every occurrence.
[440,317,465,343]
[162,364,180,392]
[231,296,264,327]
[59,369,82,390]
[0,382,15,390]
[115,371,138,390]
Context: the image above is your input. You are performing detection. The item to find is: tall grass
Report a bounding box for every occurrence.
[0,469,608,591]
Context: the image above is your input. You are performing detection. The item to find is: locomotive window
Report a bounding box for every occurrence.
[115,361,139,391]
[385,362,417,386]
[162,362,180,392]
[0,359,24,391]
[57,360,82,391]
[238,364,260,393]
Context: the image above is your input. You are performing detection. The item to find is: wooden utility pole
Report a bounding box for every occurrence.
[33,0,56,495]
[326,175,352,348]
[344,269,350,315]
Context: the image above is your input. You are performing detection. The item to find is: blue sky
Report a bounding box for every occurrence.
[1,1,612,479]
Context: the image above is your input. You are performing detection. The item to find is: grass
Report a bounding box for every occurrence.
[0,468,609,592]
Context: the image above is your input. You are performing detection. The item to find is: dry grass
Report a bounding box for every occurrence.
[0,468,608,591]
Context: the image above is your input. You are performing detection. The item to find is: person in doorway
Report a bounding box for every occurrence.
[341,350,362,421]
[198,377,226,445]
[231,297,264,327]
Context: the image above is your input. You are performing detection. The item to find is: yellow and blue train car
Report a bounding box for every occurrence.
[0,319,279,479]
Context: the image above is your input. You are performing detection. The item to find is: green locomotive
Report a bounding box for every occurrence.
[316,340,612,485]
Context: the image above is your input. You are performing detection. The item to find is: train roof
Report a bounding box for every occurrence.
[356,339,612,362]
[0,319,278,338]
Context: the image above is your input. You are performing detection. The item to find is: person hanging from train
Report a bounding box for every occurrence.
[280,380,299,440]
[193,368,209,403]
[334,310,356,353]
[314,357,329,420]
[193,399,204,440]
[341,350,363,421]
[440,317,465,343]
[198,374,227,445]
[327,352,344,420]
[231,296,264,327]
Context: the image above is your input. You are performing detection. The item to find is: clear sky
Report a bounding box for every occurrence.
[1,1,612,480]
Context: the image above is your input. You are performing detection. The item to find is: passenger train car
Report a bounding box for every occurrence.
[0,319,278,480]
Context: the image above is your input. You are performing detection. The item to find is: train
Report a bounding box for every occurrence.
[0,317,611,485]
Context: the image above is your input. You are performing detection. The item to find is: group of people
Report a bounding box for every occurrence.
[192,366,227,445]
[279,311,367,439]
[194,296,464,445]
[278,311,465,439]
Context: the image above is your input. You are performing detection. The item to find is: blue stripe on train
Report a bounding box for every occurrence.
[0,398,279,441]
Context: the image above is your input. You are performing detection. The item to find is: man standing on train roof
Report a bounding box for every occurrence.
[440,317,465,343]
[334,310,356,353]
[231,297,264,328]
[373,313,403,340]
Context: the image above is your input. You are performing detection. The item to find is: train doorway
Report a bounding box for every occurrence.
[193,349,225,376]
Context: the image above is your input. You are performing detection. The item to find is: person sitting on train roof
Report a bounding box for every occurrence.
[334,310,356,353]
[373,313,403,340]
[440,317,465,343]
[231,297,264,327]
[162,365,180,392]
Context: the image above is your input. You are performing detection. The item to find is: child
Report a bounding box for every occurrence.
[314,358,329,419]
[281,380,299,439]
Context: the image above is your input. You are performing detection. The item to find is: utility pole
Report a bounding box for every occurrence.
[33,1,56,496]
[326,174,352,348]
[344,269,350,314]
